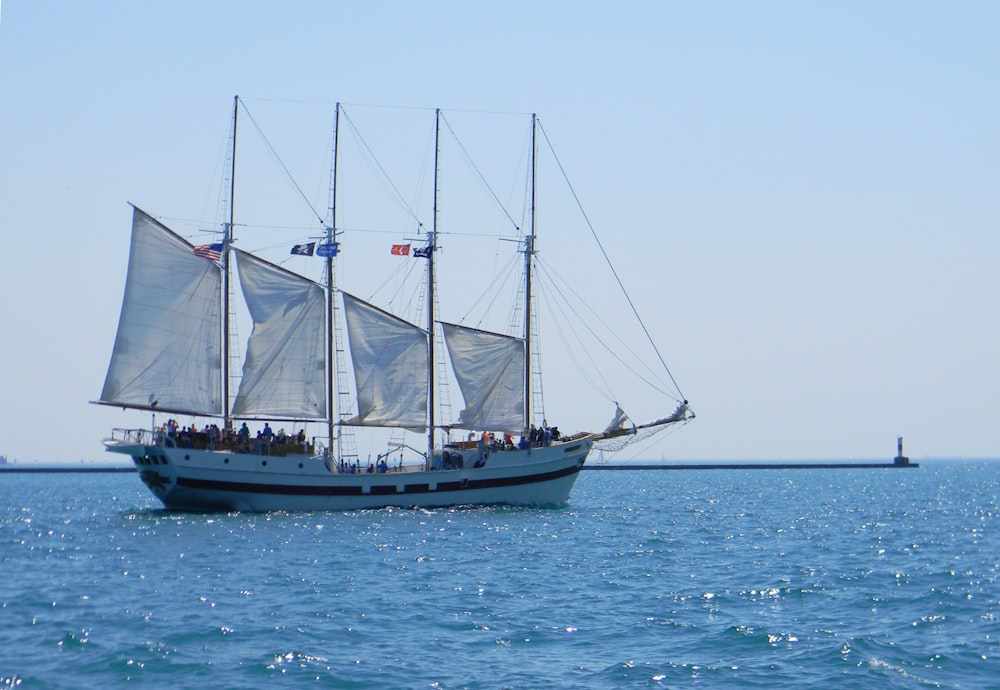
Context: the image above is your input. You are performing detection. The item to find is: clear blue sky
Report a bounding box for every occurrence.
[1,1,997,462]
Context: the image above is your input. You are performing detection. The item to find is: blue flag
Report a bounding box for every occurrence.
[316,242,339,257]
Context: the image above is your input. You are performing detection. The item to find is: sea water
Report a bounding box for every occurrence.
[0,461,997,689]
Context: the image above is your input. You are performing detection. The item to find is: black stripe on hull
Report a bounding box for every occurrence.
[174,462,582,497]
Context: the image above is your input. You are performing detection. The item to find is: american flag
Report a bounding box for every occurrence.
[193,243,223,262]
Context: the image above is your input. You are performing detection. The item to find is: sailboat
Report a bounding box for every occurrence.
[96,97,693,511]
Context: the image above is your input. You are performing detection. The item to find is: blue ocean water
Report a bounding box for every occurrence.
[0,461,997,689]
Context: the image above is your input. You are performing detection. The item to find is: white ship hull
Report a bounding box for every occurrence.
[104,433,592,512]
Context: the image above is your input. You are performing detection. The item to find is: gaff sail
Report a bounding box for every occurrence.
[231,250,327,419]
[341,292,429,430]
[440,322,525,433]
[99,206,223,415]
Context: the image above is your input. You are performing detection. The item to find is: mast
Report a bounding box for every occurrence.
[523,113,537,430]
[223,94,238,430]
[327,103,340,456]
[427,108,441,467]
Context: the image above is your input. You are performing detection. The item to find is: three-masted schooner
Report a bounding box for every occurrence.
[96,98,692,511]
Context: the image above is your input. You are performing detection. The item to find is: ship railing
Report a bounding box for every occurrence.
[329,461,426,475]
[108,428,162,446]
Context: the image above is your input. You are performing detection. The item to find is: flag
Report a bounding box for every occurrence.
[316,241,339,257]
[413,246,432,258]
[291,242,316,256]
[391,243,410,256]
[193,243,223,262]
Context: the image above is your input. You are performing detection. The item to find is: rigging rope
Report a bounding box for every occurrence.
[534,262,678,401]
[534,273,615,403]
[454,252,521,328]
[535,259,677,397]
[238,101,326,226]
[537,120,688,405]
[340,107,424,229]
[439,113,522,234]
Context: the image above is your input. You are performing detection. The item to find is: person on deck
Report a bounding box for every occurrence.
[477,431,490,467]
[237,422,250,452]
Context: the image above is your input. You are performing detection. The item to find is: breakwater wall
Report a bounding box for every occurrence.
[0,466,135,473]
[583,461,918,470]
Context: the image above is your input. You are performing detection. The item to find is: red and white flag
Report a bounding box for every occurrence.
[193,243,223,262]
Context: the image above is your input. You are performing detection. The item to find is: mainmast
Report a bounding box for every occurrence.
[327,103,341,457]
[523,113,537,429]
[223,94,238,430]
[426,108,441,467]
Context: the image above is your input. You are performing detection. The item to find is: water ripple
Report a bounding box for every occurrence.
[0,462,997,687]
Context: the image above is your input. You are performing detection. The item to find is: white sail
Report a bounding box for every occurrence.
[341,292,428,430]
[231,250,326,419]
[99,206,223,415]
[441,322,525,433]
[602,403,631,435]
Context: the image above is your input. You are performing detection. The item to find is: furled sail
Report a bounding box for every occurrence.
[593,401,693,452]
[602,403,632,437]
[441,323,525,433]
[99,206,222,415]
[231,250,326,419]
[341,292,428,430]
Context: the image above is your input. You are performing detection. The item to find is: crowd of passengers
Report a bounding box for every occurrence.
[483,424,561,452]
[338,423,565,474]
[158,418,562,461]
[436,424,564,470]
[160,419,307,454]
